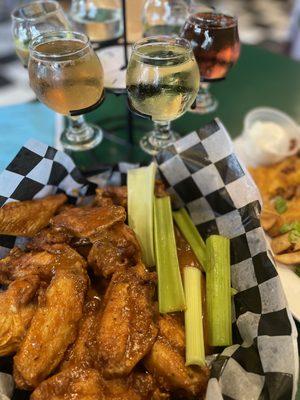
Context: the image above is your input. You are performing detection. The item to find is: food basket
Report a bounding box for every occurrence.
[0,118,298,400]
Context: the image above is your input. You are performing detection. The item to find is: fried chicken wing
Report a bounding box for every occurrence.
[95,187,128,208]
[14,266,88,389]
[0,244,86,285]
[144,315,209,398]
[51,205,126,239]
[30,367,104,400]
[88,223,141,278]
[0,275,39,356]
[0,194,67,237]
[62,295,101,371]
[98,269,158,378]
[31,367,165,400]
[27,228,72,251]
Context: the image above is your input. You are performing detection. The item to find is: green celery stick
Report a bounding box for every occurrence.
[206,235,232,346]
[128,163,156,267]
[184,266,205,366]
[154,196,185,313]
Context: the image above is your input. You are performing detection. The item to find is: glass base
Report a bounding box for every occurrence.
[60,123,103,152]
[140,130,180,156]
[190,83,218,115]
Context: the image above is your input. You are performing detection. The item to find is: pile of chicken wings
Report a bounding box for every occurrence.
[0,187,209,400]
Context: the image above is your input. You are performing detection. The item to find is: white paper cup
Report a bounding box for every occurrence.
[242,107,300,165]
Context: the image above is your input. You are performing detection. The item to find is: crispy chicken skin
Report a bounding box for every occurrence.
[14,267,88,389]
[0,275,40,356]
[144,315,209,398]
[95,187,128,208]
[0,244,87,285]
[98,268,158,378]
[27,228,72,251]
[51,205,126,239]
[31,368,165,400]
[88,223,141,278]
[61,296,101,371]
[30,367,104,400]
[0,194,67,237]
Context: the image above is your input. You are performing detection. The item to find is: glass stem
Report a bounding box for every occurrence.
[66,115,93,144]
[152,121,172,145]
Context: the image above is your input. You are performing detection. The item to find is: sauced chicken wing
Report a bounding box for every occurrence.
[88,223,141,278]
[144,315,209,398]
[0,275,40,356]
[27,228,72,251]
[14,267,88,389]
[95,187,128,208]
[98,269,158,378]
[0,194,67,237]
[30,367,104,400]
[95,182,166,209]
[61,295,101,371]
[51,205,126,239]
[31,368,165,400]
[0,244,86,285]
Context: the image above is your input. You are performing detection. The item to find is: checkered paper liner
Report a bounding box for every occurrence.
[0,119,298,400]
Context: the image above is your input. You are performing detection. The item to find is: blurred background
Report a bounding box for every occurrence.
[0,0,296,107]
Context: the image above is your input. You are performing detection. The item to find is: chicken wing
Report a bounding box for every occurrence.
[0,275,40,356]
[95,186,128,208]
[88,223,141,278]
[27,228,72,251]
[0,194,67,237]
[14,266,88,389]
[31,367,165,400]
[144,315,209,398]
[51,205,126,239]
[0,244,86,285]
[30,367,104,400]
[61,295,101,371]
[98,269,158,378]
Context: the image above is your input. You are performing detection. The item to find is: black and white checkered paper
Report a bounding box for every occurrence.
[0,119,298,400]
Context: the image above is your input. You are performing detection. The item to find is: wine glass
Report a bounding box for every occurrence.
[181,11,240,114]
[28,31,104,151]
[11,0,70,67]
[126,36,199,155]
[70,0,123,44]
[143,0,189,37]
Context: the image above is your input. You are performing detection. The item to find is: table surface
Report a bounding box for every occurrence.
[68,43,300,173]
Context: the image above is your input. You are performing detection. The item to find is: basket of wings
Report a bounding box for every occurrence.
[0,119,298,400]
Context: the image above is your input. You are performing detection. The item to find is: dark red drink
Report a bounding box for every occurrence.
[181,12,240,81]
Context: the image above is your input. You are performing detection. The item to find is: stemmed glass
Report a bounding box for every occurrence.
[28,31,104,151]
[181,11,240,114]
[126,36,199,155]
[70,0,123,44]
[11,0,70,67]
[142,0,189,37]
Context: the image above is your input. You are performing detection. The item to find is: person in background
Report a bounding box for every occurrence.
[287,0,300,59]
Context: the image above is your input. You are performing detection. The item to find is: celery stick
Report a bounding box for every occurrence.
[128,163,156,267]
[173,208,206,271]
[206,235,232,346]
[154,196,185,313]
[184,267,205,366]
